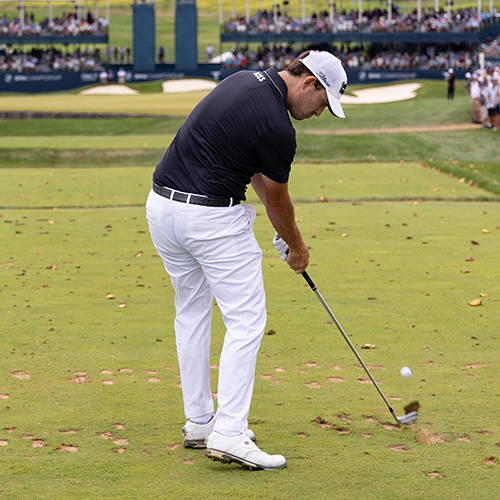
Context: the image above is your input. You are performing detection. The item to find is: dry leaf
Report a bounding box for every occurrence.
[361,343,376,349]
[465,255,474,262]
[468,299,482,306]
[482,229,490,234]
[105,294,115,299]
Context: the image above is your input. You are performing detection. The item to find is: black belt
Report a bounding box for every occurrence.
[152,183,240,207]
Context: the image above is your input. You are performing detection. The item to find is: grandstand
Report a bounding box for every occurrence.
[0,0,499,91]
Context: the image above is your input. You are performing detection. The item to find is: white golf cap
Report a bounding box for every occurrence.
[300,50,347,119]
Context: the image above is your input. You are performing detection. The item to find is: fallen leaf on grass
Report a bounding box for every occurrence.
[465,255,474,262]
[115,448,127,454]
[471,240,479,245]
[481,456,497,465]
[468,298,482,306]
[119,303,127,308]
[460,270,471,273]
[11,371,30,380]
[482,229,490,234]
[0,394,10,399]
[265,329,276,335]
[105,294,115,300]
[361,344,376,349]
[479,293,489,297]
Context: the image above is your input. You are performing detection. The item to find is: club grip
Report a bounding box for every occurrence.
[301,271,316,290]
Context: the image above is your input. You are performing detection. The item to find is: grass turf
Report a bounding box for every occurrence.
[1,72,500,499]
[1,195,500,499]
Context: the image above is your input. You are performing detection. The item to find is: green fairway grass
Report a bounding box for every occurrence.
[0,163,494,210]
[0,134,174,150]
[1,196,499,499]
[1,62,500,499]
[0,91,207,116]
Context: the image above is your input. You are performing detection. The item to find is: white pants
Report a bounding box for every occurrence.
[146,189,266,434]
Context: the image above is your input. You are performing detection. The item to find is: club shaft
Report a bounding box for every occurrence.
[302,271,396,416]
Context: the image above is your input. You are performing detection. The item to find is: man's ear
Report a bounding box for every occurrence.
[302,75,318,90]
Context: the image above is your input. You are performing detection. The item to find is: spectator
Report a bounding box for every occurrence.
[446,68,456,99]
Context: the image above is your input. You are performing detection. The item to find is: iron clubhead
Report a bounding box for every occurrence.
[396,411,418,425]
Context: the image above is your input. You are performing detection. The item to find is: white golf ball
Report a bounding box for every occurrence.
[400,367,412,379]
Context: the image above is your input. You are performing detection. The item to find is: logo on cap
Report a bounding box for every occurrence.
[317,70,331,88]
[339,82,347,95]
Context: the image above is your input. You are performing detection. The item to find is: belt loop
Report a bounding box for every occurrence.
[170,189,176,201]
[186,194,192,204]
[229,198,234,207]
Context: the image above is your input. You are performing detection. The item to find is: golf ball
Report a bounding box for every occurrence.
[400,367,412,379]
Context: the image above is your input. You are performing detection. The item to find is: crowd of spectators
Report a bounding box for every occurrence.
[224,6,496,35]
[482,38,500,59]
[221,43,478,72]
[0,45,105,72]
[466,66,500,130]
[0,10,108,37]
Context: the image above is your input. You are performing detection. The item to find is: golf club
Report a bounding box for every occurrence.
[301,270,418,425]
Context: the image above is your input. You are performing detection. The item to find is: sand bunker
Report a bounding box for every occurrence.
[162,78,218,93]
[342,83,421,104]
[79,85,139,95]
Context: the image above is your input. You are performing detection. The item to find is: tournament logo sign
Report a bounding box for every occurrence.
[4,73,13,84]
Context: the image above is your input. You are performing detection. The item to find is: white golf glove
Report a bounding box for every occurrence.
[273,232,289,262]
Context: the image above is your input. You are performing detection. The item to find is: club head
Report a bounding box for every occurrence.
[396,411,418,425]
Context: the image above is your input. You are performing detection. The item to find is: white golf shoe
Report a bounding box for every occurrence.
[182,419,256,448]
[205,431,287,470]
[182,418,216,448]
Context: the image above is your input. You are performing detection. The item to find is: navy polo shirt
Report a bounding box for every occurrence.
[153,68,296,201]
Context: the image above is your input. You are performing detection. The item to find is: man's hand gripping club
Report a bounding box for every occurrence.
[273,232,308,274]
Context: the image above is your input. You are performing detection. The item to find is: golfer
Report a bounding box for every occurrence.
[146,50,347,470]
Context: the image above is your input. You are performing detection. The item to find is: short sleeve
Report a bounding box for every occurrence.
[256,125,296,184]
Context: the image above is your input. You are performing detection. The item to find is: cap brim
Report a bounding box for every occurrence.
[327,92,345,119]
